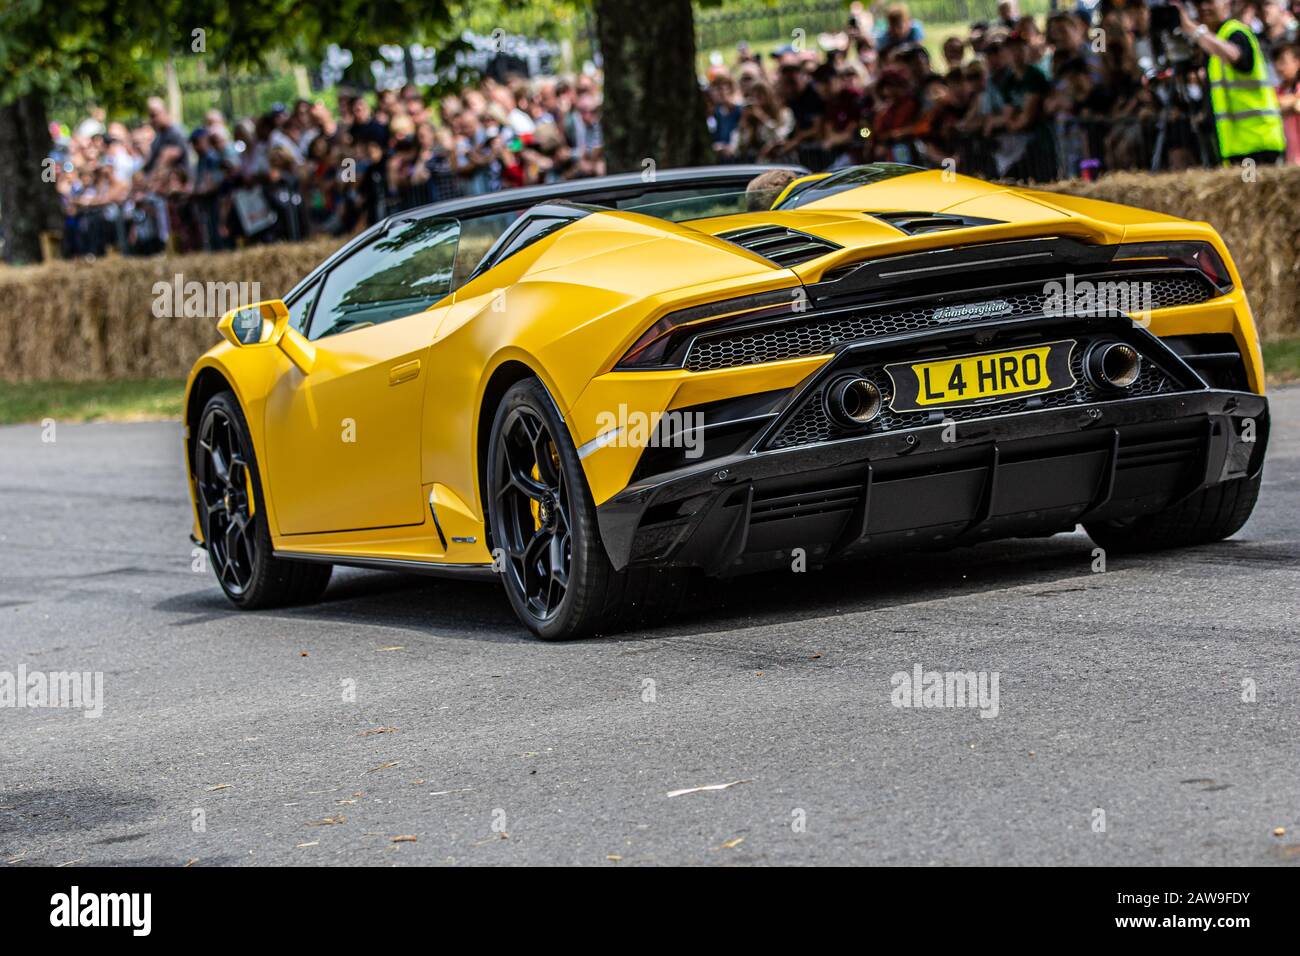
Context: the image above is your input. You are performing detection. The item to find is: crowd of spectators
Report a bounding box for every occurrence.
[55,75,606,257]
[52,0,1300,259]
[707,0,1300,180]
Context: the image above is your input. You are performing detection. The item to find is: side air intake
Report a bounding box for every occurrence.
[716,225,841,267]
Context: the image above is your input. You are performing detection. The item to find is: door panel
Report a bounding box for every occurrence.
[264,312,438,534]
[262,216,461,535]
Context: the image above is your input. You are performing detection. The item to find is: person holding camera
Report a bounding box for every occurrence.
[1180,0,1287,164]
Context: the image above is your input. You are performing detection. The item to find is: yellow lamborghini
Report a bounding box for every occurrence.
[185,163,1269,639]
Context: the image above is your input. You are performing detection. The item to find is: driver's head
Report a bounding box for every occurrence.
[745,168,800,211]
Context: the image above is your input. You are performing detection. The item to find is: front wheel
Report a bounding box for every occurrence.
[485,379,684,640]
[194,391,332,609]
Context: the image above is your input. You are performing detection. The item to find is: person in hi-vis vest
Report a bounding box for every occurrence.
[1179,0,1287,165]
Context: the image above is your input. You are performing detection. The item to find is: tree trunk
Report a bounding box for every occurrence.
[594,0,713,173]
[0,91,60,265]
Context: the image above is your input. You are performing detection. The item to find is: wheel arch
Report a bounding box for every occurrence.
[185,365,237,467]
[476,360,541,542]
[185,358,271,544]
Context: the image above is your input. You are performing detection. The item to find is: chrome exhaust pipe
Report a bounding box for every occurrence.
[824,376,882,428]
[1085,342,1142,389]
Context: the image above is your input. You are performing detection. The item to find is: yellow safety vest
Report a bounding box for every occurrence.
[1207,19,1286,160]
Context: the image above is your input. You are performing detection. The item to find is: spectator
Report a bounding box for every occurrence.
[190,128,226,251]
[564,94,605,178]
[878,4,925,57]
[266,105,304,165]
[204,108,231,143]
[397,121,459,204]
[942,36,967,71]
[868,67,921,163]
[915,73,966,165]
[1274,42,1300,163]
[1051,57,1116,172]
[1260,0,1299,56]
[708,74,744,160]
[1047,11,1103,82]
[1015,16,1052,73]
[1181,0,1287,166]
[737,80,795,162]
[450,109,497,195]
[998,33,1056,179]
[103,125,138,186]
[142,97,188,177]
[776,60,826,162]
[997,1,1020,31]
[348,97,389,147]
[814,64,865,166]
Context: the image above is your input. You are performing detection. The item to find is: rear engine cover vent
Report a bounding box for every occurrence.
[717,225,841,267]
[870,211,1003,235]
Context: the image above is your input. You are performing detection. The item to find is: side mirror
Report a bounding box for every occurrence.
[218,299,289,348]
[217,299,315,374]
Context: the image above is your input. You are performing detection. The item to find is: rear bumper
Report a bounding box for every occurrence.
[596,387,1269,574]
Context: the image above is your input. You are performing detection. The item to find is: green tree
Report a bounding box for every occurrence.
[0,0,716,263]
[0,1,165,264]
[0,0,463,264]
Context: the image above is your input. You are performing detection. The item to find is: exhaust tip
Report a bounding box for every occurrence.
[1086,342,1142,390]
[825,376,882,428]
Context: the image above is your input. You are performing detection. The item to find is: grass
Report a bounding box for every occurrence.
[0,338,1297,427]
[0,378,185,426]
[1263,338,1300,384]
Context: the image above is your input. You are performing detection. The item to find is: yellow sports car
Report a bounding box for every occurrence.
[185,163,1268,639]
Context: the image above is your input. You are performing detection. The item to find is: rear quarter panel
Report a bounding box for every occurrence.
[423,211,800,520]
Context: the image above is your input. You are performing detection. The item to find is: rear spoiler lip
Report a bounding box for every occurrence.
[792,219,1124,285]
[799,234,1120,306]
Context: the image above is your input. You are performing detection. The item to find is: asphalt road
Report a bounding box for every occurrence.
[1,390,1298,867]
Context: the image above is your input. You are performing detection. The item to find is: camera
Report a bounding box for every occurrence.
[1150,2,1196,66]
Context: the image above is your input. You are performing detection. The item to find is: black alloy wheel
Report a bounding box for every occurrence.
[485,378,688,640]
[196,404,258,596]
[490,403,573,623]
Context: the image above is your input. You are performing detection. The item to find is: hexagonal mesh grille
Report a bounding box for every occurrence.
[765,343,1179,449]
[686,275,1212,372]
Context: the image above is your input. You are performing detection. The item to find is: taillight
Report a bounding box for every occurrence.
[1112,241,1232,291]
[617,288,807,369]
[1192,245,1232,288]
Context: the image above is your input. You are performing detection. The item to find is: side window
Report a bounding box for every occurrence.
[474,215,572,278]
[451,210,522,289]
[308,217,460,340]
[451,205,591,287]
[286,279,319,335]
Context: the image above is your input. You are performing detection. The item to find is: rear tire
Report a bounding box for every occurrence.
[485,378,685,640]
[1084,473,1261,554]
[194,391,332,609]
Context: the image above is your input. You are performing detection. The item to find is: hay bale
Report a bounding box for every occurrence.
[0,238,343,383]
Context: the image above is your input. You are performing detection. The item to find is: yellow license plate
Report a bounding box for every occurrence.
[885,341,1076,412]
